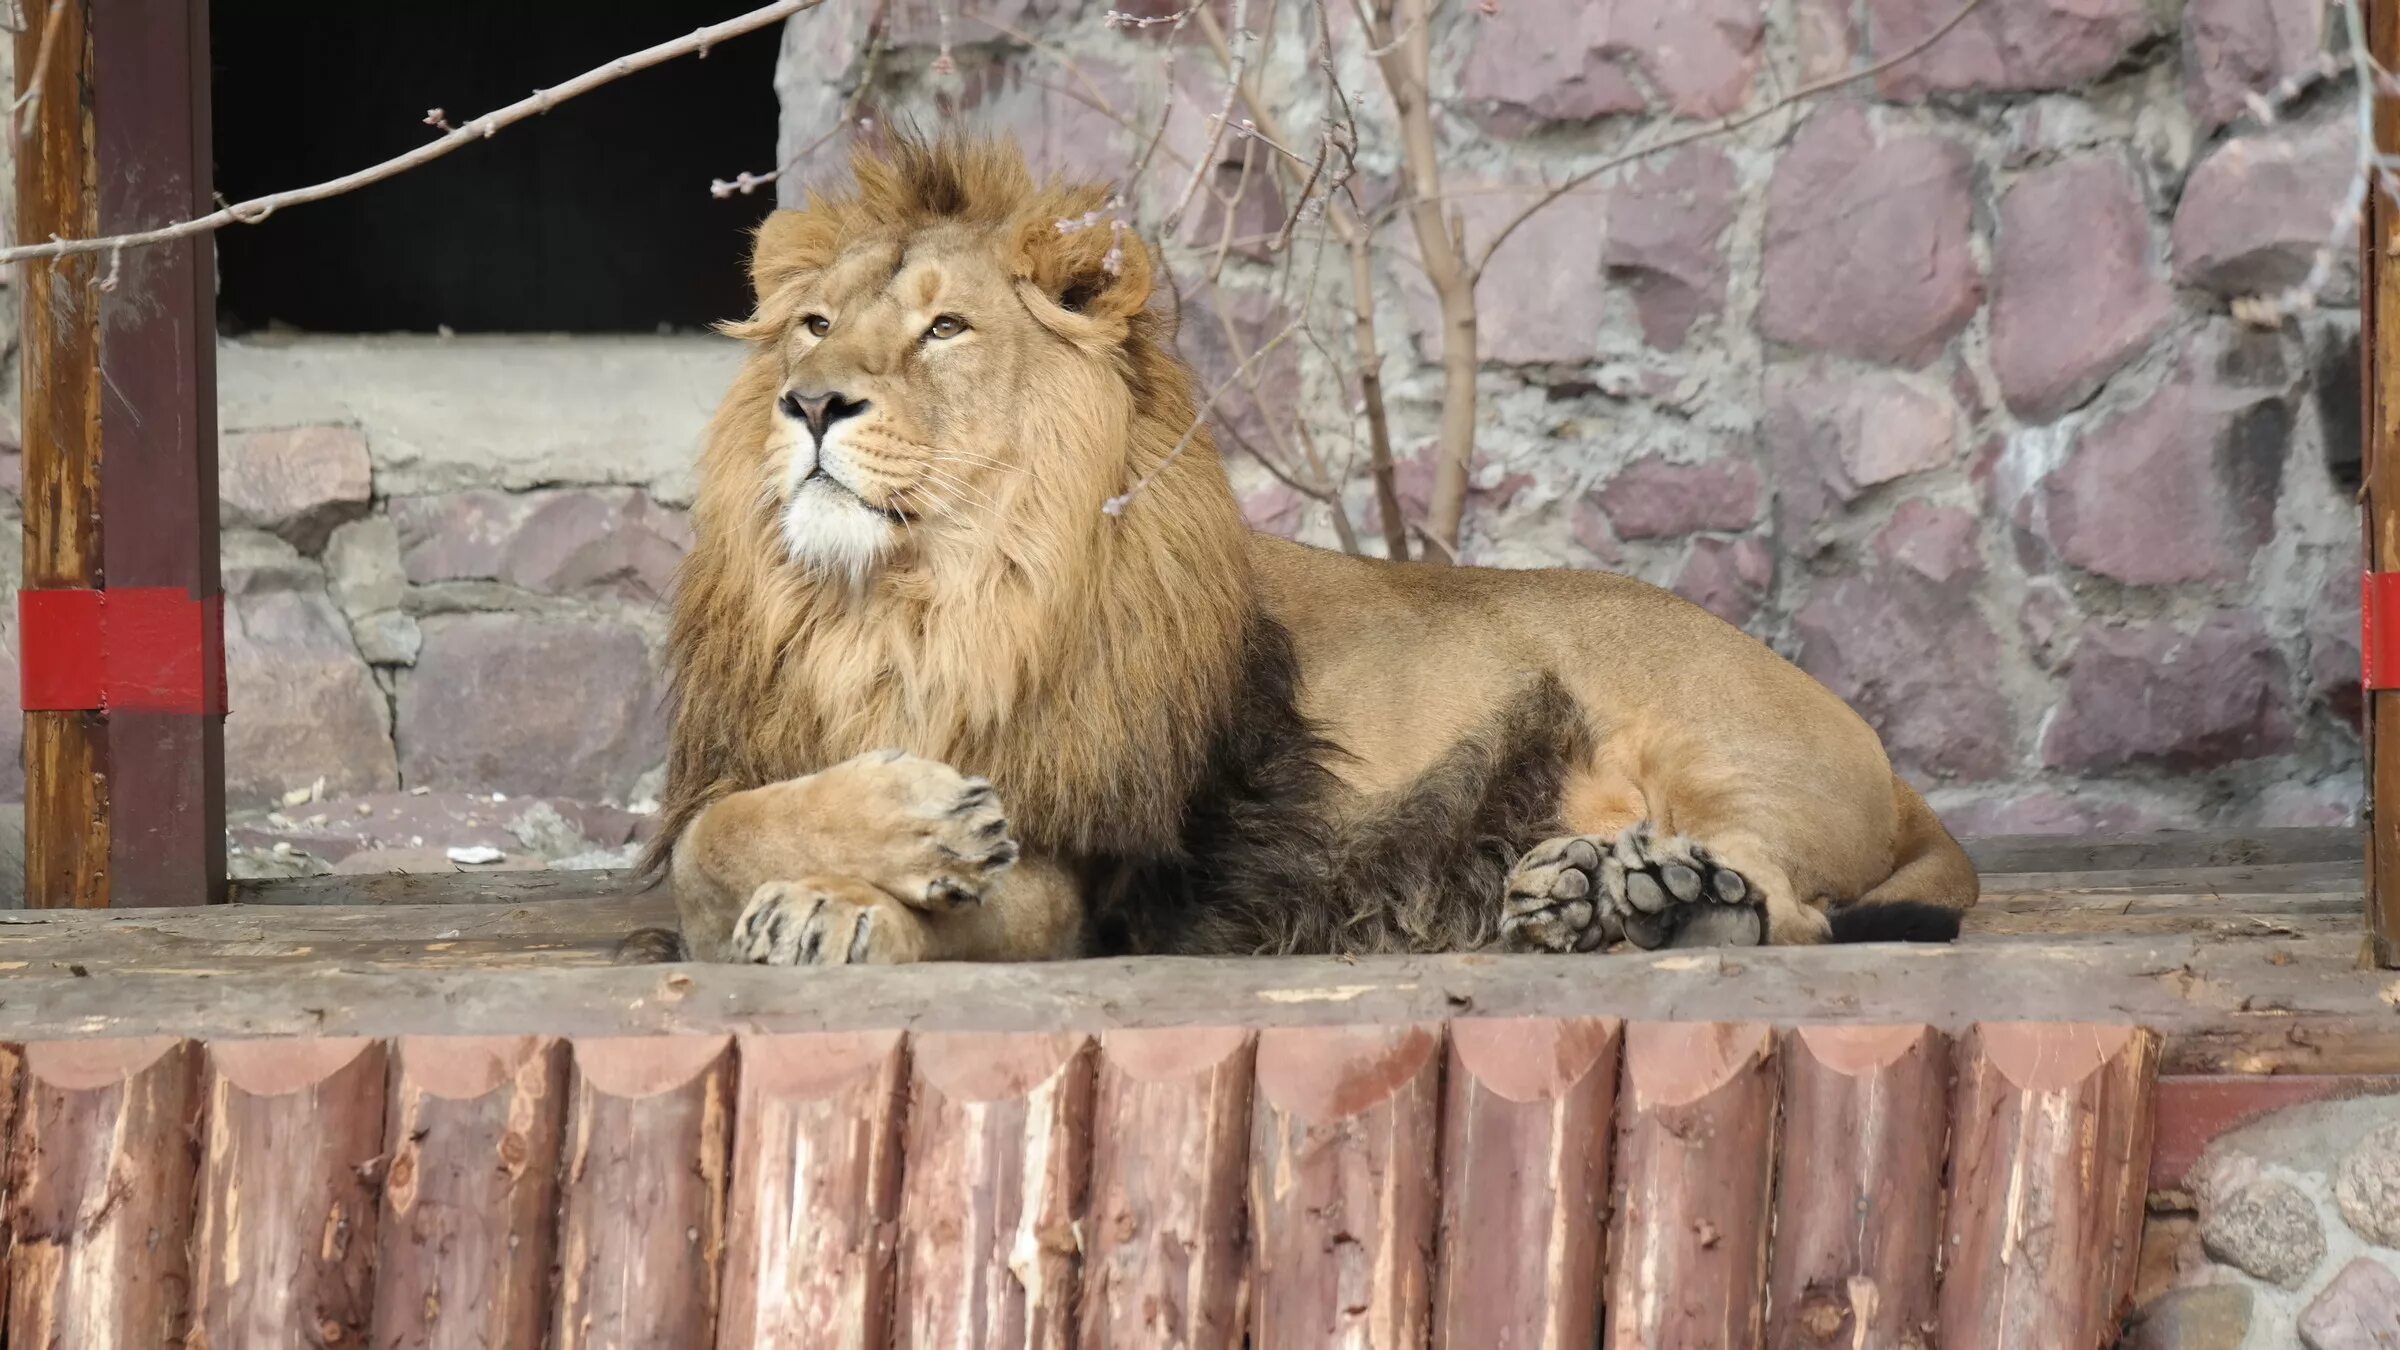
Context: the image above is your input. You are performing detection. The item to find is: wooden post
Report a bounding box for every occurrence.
[895,1031,1095,1350]
[1081,1028,1256,1350]
[552,1036,735,1350]
[1249,1023,1442,1350]
[189,1039,389,1344]
[373,1035,569,1350]
[2368,0,2400,967]
[719,1032,909,1350]
[14,0,225,909]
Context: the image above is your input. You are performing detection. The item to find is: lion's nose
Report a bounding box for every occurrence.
[779,388,871,442]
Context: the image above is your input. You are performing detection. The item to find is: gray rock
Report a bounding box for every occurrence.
[2200,1177,2326,1288]
[352,610,422,667]
[220,425,373,554]
[324,517,407,618]
[2339,1122,2400,1249]
[2123,1285,2255,1350]
[397,614,665,801]
[223,559,400,806]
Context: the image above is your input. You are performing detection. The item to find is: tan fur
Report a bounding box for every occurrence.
[658,134,1978,965]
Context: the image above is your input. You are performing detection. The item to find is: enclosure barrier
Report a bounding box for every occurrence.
[0,1017,2159,1348]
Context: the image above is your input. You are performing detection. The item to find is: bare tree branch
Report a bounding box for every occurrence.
[714,0,891,199]
[0,0,825,265]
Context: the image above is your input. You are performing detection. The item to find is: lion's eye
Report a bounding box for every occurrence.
[803,314,831,338]
[926,314,969,340]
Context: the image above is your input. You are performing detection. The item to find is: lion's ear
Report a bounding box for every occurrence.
[1012,207,1153,339]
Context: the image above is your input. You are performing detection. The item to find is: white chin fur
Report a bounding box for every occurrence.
[780,480,896,581]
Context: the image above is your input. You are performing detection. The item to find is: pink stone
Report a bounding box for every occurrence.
[1794,0,1858,80]
[1604,148,1738,350]
[2297,1257,2400,1350]
[1794,568,2017,781]
[2028,326,2289,586]
[1569,499,1624,564]
[1765,367,1959,541]
[1180,283,1302,453]
[2018,578,2082,669]
[224,564,399,806]
[2173,113,2360,300]
[391,488,691,602]
[1939,790,2170,837]
[221,425,374,553]
[1874,500,1983,583]
[1591,453,1762,540]
[1673,537,1771,628]
[397,615,665,801]
[1865,0,2156,100]
[2184,0,2329,130]
[2040,612,2294,772]
[1460,0,1762,128]
[1401,180,1608,366]
[1240,481,1305,537]
[1992,154,2172,422]
[1460,0,1644,134]
[1760,106,1982,367]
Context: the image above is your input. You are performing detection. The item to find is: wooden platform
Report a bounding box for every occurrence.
[0,827,2388,1347]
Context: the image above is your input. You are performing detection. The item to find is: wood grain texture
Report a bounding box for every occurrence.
[1937,1023,2160,1350]
[15,0,106,910]
[552,1035,734,1350]
[1080,1027,1256,1350]
[89,0,224,907]
[7,1038,202,1347]
[1768,1025,1950,1350]
[0,1045,22,1307]
[0,937,2380,1076]
[1607,1022,1780,1350]
[373,1035,569,1350]
[1250,1023,1442,1350]
[1432,1017,1617,1350]
[2372,0,2400,969]
[718,1032,908,1350]
[189,1038,388,1346]
[896,1031,1094,1350]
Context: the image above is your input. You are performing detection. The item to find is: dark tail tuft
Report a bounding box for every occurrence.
[1827,901,1963,945]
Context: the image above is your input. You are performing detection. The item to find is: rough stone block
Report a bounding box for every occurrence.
[2184,0,2330,130]
[1794,567,2016,781]
[2299,1258,2400,1350]
[1992,154,2171,422]
[2124,1285,2256,1350]
[1603,148,1738,350]
[221,425,373,554]
[2174,113,2360,301]
[1765,367,1959,542]
[397,614,665,802]
[2199,1177,2326,1288]
[2337,1122,2400,1250]
[224,556,400,806]
[1866,0,2155,99]
[1590,453,1761,540]
[1761,106,1981,367]
[2041,613,2294,773]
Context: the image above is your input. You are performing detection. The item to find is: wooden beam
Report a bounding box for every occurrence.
[0,937,2384,1073]
[14,0,225,909]
[2369,0,2400,967]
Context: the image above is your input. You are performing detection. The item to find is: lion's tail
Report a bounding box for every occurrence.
[1828,777,1979,945]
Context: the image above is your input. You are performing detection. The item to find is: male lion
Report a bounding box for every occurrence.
[653,134,1978,966]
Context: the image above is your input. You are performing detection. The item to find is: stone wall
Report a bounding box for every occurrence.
[0,0,2379,879]
[778,0,2373,836]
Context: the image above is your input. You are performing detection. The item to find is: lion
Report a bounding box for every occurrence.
[650,133,1979,967]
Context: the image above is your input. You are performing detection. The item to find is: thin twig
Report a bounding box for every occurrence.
[1470,0,1996,281]
[9,0,64,143]
[714,0,889,198]
[1,0,825,265]
[1162,0,1251,236]
[1105,319,1301,517]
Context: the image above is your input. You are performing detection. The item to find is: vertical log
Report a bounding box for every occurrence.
[373,1035,568,1350]
[2368,0,2400,968]
[895,1032,1094,1350]
[189,1038,388,1346]
[1249,1023,1442,1350]
[15,0,107,910]
[7,1038,202,1346]
[1432,1017,1618,1350]
[1606,1022,1780,1350]
[718,1032,908,1350]
[13,0,225,909]
[1080,1028,1256,1350]
[1937,1023,2160,1350]
[552,1036,734,1350]
[1768,1025,1950,1349]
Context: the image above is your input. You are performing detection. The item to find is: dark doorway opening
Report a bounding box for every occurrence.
[211,1,780,334]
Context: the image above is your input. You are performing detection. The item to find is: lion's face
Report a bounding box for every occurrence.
[763,223,1040,577]
[734,144,1161,583]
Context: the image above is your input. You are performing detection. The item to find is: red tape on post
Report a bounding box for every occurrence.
[19,587,227,714]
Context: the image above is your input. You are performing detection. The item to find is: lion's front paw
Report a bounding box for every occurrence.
[817,749,1021,911]
[1500,824,1765,953]
[731,880,930,966]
